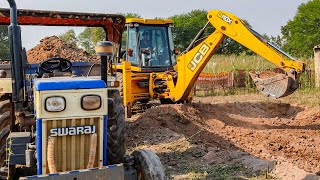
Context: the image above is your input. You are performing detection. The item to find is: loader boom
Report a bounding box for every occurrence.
[166,10,305,101]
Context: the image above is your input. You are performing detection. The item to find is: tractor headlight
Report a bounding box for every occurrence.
[81,95,101,110]
[45,96,66,112]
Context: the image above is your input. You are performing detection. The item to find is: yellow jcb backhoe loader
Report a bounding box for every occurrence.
[115,10,305,117]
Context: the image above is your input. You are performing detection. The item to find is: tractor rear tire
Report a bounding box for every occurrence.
[0,94,13,179]
[107,90,126,165]
[132,149,166,180]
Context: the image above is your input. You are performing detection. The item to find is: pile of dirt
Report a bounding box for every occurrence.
[126,97,320,178]
[126,104,206,147]
[27,36,99,63]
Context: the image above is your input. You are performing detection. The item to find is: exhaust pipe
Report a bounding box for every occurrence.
[7,0,25,109]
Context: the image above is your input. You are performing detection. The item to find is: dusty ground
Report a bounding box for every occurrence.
[126,94,320,179]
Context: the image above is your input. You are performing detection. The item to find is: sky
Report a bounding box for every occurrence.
[0,0,310,50]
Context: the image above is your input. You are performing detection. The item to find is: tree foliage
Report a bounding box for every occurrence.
[59,29,78,48]
[122,13,141,19]
[0,25,9,60]
[170,10,253,55]
[76,13,141,54]
[281,0,320,57]
[169,10,211,50]
[78,27,106,54]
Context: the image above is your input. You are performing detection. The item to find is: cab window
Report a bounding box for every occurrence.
[139,26,172,67]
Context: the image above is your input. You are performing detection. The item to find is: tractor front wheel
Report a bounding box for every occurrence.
[132,149,166,180]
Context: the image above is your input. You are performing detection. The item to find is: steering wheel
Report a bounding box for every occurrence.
[39,57,72,73]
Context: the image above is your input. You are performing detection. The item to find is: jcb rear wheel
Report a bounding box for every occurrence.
[132,149,166,180]
[107,90,126,165]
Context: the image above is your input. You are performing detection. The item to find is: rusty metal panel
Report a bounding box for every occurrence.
[0,8,125,43]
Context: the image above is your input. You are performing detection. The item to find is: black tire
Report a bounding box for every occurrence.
[0,94,13,179]
[107,90,126,165]
[132,149,166,180]
[159,98,175,104]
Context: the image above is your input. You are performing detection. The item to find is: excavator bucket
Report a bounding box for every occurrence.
[250,71,299,99]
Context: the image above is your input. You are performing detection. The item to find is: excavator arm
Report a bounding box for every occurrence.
[167,10,305,101]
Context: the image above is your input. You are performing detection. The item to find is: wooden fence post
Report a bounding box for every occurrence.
[315,45,320,88]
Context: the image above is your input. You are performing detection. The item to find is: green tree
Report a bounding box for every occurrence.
[169,10,252,55]
[0,25,9,60]
[59,29,78,48]
[281,0,320,57]
[77,13,141,54]
[78,27,106,54]
[169,10,210,50]
[122,13,141,19]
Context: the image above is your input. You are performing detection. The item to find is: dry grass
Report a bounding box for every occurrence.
[203,54,277,73]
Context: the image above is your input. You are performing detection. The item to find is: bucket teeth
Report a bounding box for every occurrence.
[250,72,298,99]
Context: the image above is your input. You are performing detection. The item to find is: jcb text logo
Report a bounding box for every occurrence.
[188,43,210,71]
[217,12,233,24]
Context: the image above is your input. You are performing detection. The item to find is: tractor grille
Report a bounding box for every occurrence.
[43,117,103,174]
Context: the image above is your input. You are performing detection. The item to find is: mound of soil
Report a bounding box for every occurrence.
[27,36,99,63]
[126,97,320,178]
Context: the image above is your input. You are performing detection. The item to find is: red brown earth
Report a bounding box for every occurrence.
[126,95,320,179]
[27,36,99,63]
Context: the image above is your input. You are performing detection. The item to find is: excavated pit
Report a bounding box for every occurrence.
[126,98,320,178]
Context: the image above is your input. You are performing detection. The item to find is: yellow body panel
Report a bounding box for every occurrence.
[121,61,150,106]
[126,18,173,25]
[0,78,12,93]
